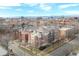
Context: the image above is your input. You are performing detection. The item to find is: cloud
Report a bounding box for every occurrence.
[15,9,22,11]
[0,7,11,9]
[64,11,79,15]
[59,4,79,10]
[0,0,79,7]
[0,0,23,6]
[26,3,38,7]
[26,3,52,12]
[39,4,52,11]
[0,0,52,6]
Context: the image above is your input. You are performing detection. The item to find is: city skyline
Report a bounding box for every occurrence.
[0,3,79,17]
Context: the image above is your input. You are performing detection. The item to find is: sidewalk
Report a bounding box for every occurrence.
[8,40,31,56]
[0,45,8,56]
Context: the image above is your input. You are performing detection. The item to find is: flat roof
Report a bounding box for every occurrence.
[59,27,72,31]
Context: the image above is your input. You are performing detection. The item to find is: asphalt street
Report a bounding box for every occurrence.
[48,34,79,56]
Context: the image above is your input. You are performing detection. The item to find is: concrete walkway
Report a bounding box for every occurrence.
[0,45,7,56]
[8,41,30,56]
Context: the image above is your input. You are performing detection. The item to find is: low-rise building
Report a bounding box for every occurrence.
[13,25,76,49]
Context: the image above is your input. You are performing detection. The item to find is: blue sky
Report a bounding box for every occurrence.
[0,3,79,17]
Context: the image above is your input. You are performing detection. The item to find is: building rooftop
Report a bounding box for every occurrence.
[59,27,72,31]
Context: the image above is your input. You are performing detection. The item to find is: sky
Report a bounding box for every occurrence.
[0,0,79,17]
